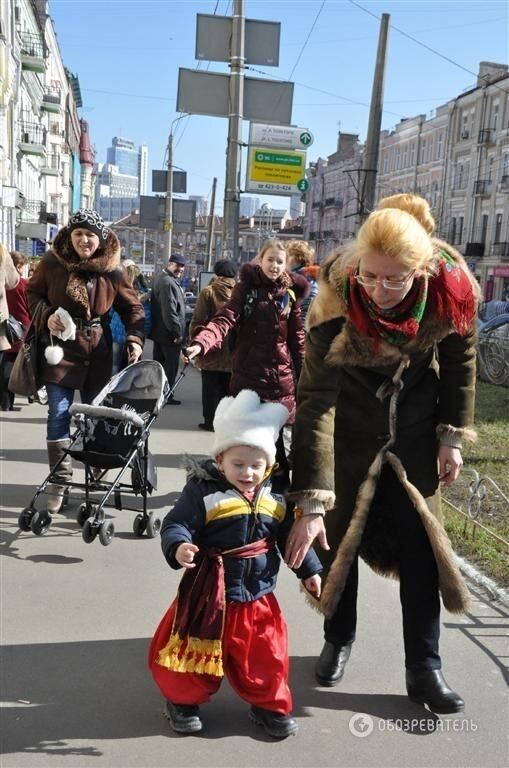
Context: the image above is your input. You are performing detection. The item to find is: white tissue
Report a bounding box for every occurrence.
[54,307,76,341]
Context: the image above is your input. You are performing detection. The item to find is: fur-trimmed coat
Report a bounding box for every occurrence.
[27,227,145,392]
[192,262,309,423]
[289,240,477,617]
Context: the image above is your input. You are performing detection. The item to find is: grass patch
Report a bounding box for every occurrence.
[442,380,509,587]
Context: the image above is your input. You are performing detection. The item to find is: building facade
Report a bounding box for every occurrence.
[0,0,87,254]
[303,132,363,262]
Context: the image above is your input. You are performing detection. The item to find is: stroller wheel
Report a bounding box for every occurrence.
[99,520,115,546]
[146,513,162,539]
[82,517,98,544]
[19,507,36,532]
[133,514,147,537]
[77,503,90,528]
[30,510,52,536]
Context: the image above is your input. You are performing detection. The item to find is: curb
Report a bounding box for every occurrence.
[457,554,509,608]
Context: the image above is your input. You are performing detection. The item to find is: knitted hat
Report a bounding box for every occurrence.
[68,209,109,245]
[212,390,289,465]
[214,259,237,278]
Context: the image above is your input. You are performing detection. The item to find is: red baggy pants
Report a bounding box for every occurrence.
[149,592,292,714]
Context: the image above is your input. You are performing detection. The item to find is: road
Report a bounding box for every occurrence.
[1,364,508,768]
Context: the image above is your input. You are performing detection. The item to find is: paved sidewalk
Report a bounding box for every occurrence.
[0,365,508,768]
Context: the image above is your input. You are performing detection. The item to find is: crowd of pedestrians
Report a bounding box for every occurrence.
[2,193,480,739]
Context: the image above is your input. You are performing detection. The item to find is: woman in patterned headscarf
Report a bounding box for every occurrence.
[27,209,145,514]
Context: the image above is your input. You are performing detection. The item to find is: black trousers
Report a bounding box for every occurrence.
[153,341,180,393]
[324,465,441,671]
[201,370,231,426]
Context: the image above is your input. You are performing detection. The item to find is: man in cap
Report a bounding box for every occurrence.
[151,253,186,404]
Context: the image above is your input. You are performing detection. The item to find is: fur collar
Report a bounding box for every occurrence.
[50,227,121,318]
[240,262,310,299]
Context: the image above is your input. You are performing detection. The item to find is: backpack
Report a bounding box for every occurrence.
[227,287,258,352]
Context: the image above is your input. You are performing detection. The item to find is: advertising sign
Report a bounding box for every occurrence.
[246,147,307,196]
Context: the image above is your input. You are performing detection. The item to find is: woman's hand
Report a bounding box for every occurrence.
[181,344,202,363]
[438,445,463,486]
[176,542,199,568]
[302,573,321,598]
[285,515,330,569]
[127,342,142,364]
[47,313,65,335]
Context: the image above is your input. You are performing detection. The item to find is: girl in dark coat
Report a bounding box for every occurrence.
[184,240,309,480]
[284,194,479,715]
[27,209,145,513]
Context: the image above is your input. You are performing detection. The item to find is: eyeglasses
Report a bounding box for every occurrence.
[354,270,415,291]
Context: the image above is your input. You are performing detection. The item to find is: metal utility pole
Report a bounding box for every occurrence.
[206,176,218,271]
[360,12,390,222]
[163,131,174,264]
[222,0,245,261]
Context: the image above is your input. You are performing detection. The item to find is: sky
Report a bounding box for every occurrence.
[50,0,509,214]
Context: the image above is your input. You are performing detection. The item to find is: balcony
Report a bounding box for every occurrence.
[465,242,485,257]
[19,31,47,73]
[493,242,509,260]
[474,179,492,196]
[41,86,62,113]
[19,123,46,156]
[478,128,494,145]
[40,153,60,176]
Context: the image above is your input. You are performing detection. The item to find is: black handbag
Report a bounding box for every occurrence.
[4,315,25,345]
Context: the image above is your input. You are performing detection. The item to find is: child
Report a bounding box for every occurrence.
[149,389,322,739]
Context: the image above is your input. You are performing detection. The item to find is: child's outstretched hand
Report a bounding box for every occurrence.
[302,574,321,598]
[176,542,199,569]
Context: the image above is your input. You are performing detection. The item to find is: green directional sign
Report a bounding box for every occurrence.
[299,131,313,147]
[297,178,310,192]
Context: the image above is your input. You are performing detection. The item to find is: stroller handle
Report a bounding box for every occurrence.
[69,403,146,429]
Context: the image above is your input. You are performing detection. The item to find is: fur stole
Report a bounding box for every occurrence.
[51,228,121,319]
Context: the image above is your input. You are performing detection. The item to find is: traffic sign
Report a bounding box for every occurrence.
[246,146,307,196]
[249,123,313,151]
[297,178,309,192]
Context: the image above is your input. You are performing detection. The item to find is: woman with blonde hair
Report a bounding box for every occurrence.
[284,194,479,714]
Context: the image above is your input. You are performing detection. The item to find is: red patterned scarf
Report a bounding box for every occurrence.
[342,251,476,346]
[156,538,275,677]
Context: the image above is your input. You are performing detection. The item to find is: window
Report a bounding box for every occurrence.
[410,142,416,166]
[491,101,499,131]
[460,112,469,139]
[457,216,464,245]
[495,213,503,243]
[436,132,443,160]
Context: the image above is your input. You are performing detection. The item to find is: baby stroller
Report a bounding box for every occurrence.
[18,360,187,546]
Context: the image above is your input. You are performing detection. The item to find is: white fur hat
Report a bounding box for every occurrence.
[212,390,289,465]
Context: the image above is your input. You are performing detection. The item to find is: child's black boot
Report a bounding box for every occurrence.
[249,706,298,738]
[164,701,203,734]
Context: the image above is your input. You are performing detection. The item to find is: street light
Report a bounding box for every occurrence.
[163,113,189,263]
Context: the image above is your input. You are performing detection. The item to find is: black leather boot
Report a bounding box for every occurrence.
[164,701,203,733]
[315,641,352,687]
[249,706,298,738]
[406,669,465,714]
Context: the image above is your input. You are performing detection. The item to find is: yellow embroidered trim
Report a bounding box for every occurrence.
[156,634,224,677]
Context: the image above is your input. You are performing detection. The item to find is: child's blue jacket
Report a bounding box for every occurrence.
[160,459,322,603]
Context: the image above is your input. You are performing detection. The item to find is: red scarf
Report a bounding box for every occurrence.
[343,252,476,346]
[156,538,275,677]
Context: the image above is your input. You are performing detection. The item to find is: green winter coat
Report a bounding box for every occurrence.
[289,240,477,618]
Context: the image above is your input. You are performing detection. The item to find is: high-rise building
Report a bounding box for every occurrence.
[240,196,261,217]
[96,136,148,222]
